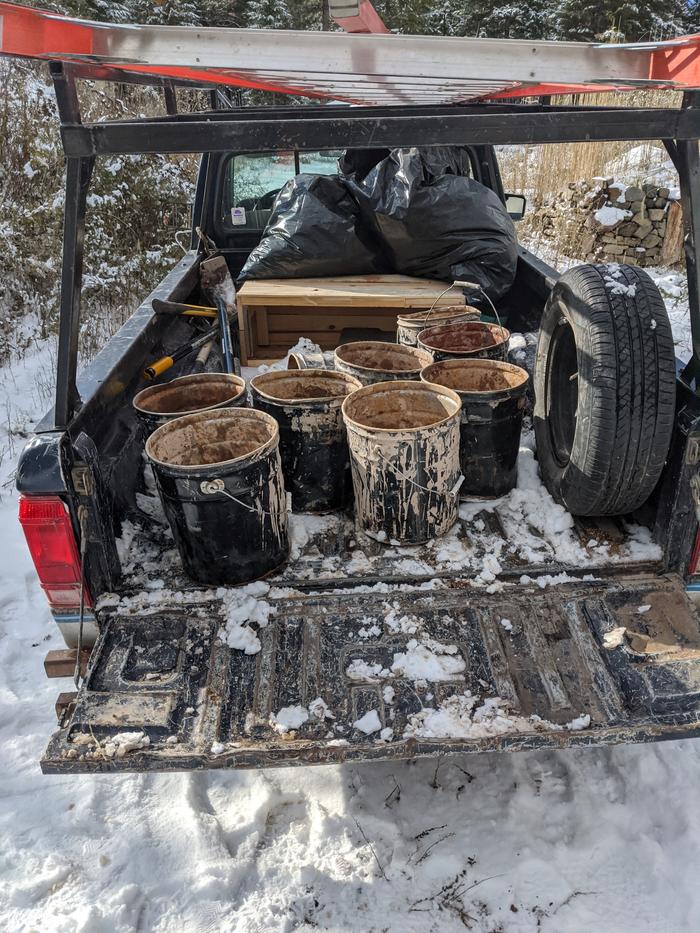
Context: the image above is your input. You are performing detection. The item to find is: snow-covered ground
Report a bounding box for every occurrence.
[2,314,700,931]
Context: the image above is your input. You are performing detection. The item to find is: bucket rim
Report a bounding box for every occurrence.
[420,358,529,396]
[417,321,510,354]
[335,340,433,375]
[133,372,246,419]
[145,406,279,471]
[341,378,462,434]
[250,368,363,404]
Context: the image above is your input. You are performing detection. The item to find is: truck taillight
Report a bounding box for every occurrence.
[690,527,700,576]
[18,495,91,609]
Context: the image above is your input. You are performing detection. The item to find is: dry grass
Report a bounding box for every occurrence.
[499,89,683,201]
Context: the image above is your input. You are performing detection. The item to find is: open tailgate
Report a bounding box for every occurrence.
[43,572,700,773]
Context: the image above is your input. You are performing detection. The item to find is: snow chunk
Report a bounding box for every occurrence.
[384,607,419,634]
[476,553,502,585]
[346,659,390,681]
[404,693,554,740]
[520,572,598,589]
[309,697,335,720]
[500,618,513,632]
[102,732,150,759]
[287,511,338,562]
[383,685,395,704]
[637,604,652,614]
[217,583,276,655]
[353,710,382,735]
[605,276,637,298]
[594,205,631,228]
[566,714,591,731]
[390,639,466,682]
[270,705,309,734]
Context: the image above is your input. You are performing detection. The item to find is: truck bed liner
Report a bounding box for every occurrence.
[43,572,700,773]
[42,494,700,772]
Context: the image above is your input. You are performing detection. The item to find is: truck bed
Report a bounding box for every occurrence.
[42,460,700,773]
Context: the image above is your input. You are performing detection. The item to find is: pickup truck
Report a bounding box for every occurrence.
[10,49,700,775]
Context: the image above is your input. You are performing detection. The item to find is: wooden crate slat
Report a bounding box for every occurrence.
[238,274,464,308]
[236,274,465,363]
[266,309,401,331]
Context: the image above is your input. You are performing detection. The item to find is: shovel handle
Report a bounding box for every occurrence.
[152,298,216,318]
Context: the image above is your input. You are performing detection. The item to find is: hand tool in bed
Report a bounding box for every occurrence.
[151,298,217,319]
[200,252,240,375]
[191,336,216,373]
[143,324,219,381]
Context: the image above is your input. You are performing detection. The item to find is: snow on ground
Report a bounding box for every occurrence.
[2,342,700,932]
[604,143,680,196]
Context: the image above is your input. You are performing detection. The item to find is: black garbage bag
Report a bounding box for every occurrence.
[237,173,387,283]
[343,146,518,299]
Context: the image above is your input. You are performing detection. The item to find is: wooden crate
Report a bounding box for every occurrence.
[236,274,466,365]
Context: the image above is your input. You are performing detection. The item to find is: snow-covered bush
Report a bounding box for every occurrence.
[0,59,197,364]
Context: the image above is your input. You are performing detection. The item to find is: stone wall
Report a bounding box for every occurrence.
[521,179,684,268]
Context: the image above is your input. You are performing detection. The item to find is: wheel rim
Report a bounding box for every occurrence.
[546,312,578,467]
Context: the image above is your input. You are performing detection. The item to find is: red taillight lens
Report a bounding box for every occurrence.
[18,496,91,608]
[690,527,700,576]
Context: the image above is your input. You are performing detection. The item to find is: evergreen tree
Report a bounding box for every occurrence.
[290,0,324,31]
[558,0,686,42]
[244,0,293,29]
[423,1,555,39]
[485,1,556,39]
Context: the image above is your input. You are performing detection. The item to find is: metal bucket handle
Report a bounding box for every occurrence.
[200,478,289,516]
[452,280,505,334]
[420,282,461,327]
[421,281,503,336]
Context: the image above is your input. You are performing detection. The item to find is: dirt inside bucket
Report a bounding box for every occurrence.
[345,385,459,430]
[423,360,528,394]
[336,342,430,373]
[252,370,358,402]
[136,375,244,415]
[148,413,273,467]
[421,322,507,353]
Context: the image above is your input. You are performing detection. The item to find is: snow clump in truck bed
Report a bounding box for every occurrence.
[217,581,276,655]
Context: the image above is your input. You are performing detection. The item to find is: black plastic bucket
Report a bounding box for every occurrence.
[250,369,362,512]
[342,380,462,545]
[396,305,480,347]
[417,321,510,363]
[421,358,528,498]
[133,372,246,435]
[145,408,288,585]
[334,341,433,385]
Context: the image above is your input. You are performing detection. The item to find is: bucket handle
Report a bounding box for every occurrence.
[200,478,289,517]
[453,280,504,335]
[373,447,464,501]
[421,282,461,326]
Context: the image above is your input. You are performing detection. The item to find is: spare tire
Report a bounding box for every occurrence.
[534,263,676,516]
